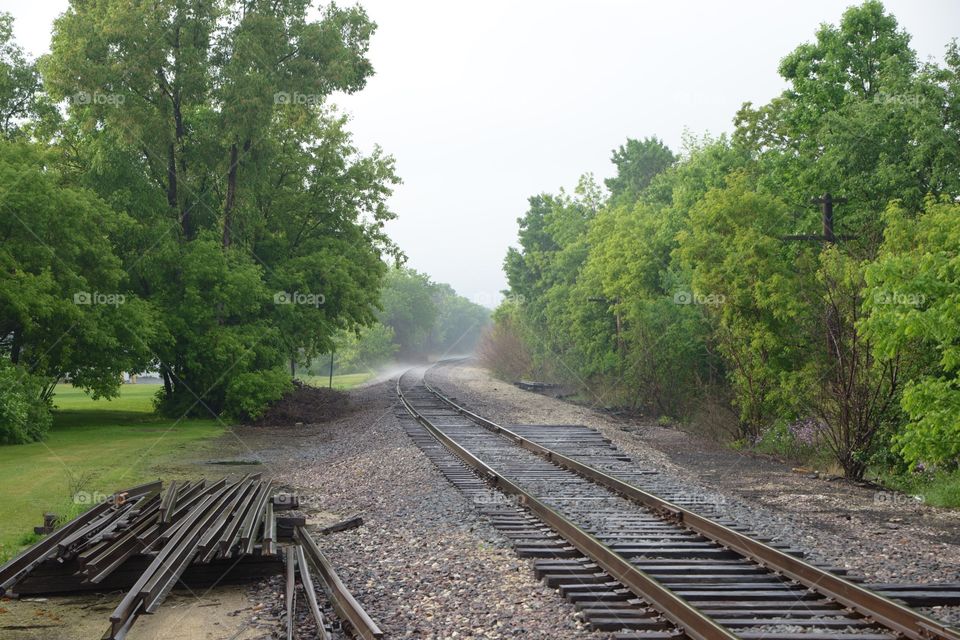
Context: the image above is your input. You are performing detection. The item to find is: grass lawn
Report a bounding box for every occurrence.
[299,372,373,390]
[0,384,223,562]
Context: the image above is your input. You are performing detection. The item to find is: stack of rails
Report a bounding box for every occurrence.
[0,476,286,639]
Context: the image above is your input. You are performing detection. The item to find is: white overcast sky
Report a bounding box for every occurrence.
[4,1,959,307]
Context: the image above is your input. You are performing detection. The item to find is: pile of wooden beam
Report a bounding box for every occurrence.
[0,476,290,639]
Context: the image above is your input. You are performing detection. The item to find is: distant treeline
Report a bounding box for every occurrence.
[311,268,490,375]
[482,1,960,481]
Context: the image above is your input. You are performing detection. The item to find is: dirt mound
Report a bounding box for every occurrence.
[251,380,352,426]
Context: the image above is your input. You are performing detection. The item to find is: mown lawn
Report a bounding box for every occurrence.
[300,372,373,390]
[0,384,223,562]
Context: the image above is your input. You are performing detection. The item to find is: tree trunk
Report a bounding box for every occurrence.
[161,366,173,399]
[222,139,250,248]
[10,327,21,364]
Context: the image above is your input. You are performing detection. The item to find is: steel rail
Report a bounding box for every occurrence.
[397,373,738,640]
[0,480,162,594]
[295,543,331,640]
[420,367,960,640]
[295,526,384,640]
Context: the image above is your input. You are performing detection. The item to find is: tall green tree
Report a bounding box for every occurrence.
[735,0,960,251]
[1,16,159,442]
[42,0,399,416]
[0,12,41,138]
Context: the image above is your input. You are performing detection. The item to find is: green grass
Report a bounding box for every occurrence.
[0,384,223,562]
[877,468,960,508]
[299,372,373,390]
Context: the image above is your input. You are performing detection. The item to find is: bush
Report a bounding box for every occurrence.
[477,310,532,381]
[0,362,53,444]
[752,419,821,463]
[224,369,294,421]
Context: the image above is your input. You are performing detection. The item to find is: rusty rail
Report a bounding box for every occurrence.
[397,375,737,640]
[417,369,960,640]
[295,526,383,640]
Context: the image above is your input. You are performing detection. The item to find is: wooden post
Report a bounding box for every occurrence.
[811,193,847,245]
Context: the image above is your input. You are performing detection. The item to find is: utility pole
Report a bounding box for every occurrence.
[783,193,851,245]
[588,295,624,375]
[812,192,847,244]
[783,193,855,391]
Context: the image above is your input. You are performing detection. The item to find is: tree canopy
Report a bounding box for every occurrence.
[0,2,403,439]
[490,1,960,479]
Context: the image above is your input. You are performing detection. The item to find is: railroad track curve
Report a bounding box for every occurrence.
[396,363,960,640]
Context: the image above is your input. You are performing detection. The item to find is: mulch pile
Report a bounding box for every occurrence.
[252,380,352,426]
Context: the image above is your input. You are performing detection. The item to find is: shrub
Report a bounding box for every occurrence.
[224,369,294,421]
[0,362,53,444]
[477,312,533,381]
[753,419,821,463]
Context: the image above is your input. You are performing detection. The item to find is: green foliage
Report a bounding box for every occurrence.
[735,0,960,250]
[376,268,489,361]
[379,269,439,360]
[492,3,960,481]
[753,422,808,461]
[0,361,52,444]
[224,369,294,421]
[332,323,399,373]
[605,136,676,205]
[0,139,158,401]
[35,0,400,418]
[677,173,801,433]
[879,468,960,508]
[864,199,960,466]
[430,282,491,356]
[0,12,42,138]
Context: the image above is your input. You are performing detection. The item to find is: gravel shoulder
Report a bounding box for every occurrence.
[426,360,960,589]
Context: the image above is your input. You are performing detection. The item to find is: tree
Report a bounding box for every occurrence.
[42,0,399,417]
[0,140,160,440]
[676,174,804,438]
[429,283,490,356]
[864,199,960,468]
[375,268,488,361]
[378,268,437,361]
[808,247,901,479]
[0,141,159,397]
[490,2,960,481]
[0,13,41,138]
[604,136,675,205]
[735,0,960,252]
[331,323,398,373]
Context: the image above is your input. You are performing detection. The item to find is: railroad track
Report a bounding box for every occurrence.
[397,365,960,640]
[0,478,382,640]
